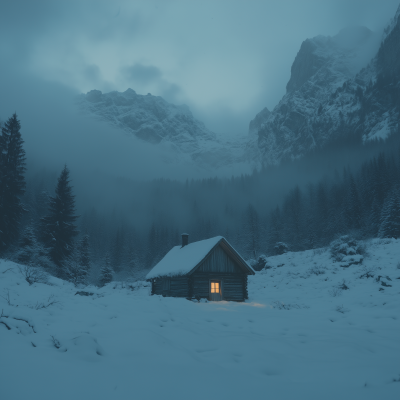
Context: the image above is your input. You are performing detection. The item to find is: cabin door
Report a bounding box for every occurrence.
[210,280,222,301]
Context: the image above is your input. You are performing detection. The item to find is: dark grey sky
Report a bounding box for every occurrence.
[1,0,399,137]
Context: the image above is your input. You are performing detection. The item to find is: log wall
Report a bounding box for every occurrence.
[190,272,248,302]
[152,276,189,298]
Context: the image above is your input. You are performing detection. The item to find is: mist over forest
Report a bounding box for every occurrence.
[3,94,399,282]
[1,0,400,286]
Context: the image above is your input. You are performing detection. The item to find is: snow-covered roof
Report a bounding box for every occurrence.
[146,236,254,279]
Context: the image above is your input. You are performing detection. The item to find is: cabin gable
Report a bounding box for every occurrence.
[195,244,242,274]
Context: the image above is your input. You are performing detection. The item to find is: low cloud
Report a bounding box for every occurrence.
[122,63,162,84]
[120,63,184,103]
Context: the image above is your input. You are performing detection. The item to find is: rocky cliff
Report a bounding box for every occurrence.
[77,89,248,170]
[252,5,400,165]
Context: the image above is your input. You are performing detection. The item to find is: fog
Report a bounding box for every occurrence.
[1,1,399,276]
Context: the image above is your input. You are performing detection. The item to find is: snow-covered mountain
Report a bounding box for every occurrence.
[77,5,400,172]
[76,89,248,171]
[251,5,400,165]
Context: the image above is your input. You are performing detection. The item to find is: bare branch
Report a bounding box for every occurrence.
[1,267,14,274]
[0,289,12,306]
[50,335,61,349]
[12,317,36,333]
[0,309,36,333]
[18,265,48,286]
[0,320,11,330]
[0,309,11,330]
[31,294,59,311]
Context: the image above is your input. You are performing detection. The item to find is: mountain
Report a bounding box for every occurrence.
[77,6,400,172]
[251,5,400,165]
[76,89,248,171]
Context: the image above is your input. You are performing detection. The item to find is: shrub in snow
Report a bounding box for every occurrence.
[308,266,325,275]
[330,235,364,267]
[18,265,48,286]
[272,301,301,310]
[338,279,349,290]
[359,268,375,279]
[335,305,349,314]
[253,255,269,271]
[274,242,288,255]
[328,287,342,297]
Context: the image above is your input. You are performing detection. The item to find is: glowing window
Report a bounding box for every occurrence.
[211,281,220,293]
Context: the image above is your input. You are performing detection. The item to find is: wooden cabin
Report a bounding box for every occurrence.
[146,234,255,302]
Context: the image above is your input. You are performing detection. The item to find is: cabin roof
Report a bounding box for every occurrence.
[146,236,255,279]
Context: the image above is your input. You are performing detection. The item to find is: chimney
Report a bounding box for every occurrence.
[181,233,189,248]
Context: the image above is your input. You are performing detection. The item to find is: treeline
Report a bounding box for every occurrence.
[0,114,111,286]
[1,112,400,285]
[266,150,400,254]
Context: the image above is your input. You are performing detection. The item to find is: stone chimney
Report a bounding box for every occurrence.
[181,233,189,248]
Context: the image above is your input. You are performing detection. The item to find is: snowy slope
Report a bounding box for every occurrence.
[1,238,399,400]
[251,5,400,165]
[76,89,249,171]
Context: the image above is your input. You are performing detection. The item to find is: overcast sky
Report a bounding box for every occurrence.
[1,0,399,137]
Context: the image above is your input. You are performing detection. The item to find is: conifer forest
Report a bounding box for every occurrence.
[1,112,399,284]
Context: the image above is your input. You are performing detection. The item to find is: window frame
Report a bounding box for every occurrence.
[209,279,223,298]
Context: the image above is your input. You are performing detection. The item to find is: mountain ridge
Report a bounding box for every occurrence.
[251,5,400,166]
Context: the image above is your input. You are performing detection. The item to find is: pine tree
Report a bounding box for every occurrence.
[65,251,86,286]
[282,186,303,251]
[315,182,329,246]
[16,223,54,271]
[378,187,400,239]
[346,173,362,231]
[41,165,79,276]
[16,224,40,265]
[78,234,90,280]
[0,113,26,250]
[99,254,113,287]
[242,204,260,259]
[111,228,124,272]
[267,206,282,254]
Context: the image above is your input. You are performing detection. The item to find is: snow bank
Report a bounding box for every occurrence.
[1,239,400,400]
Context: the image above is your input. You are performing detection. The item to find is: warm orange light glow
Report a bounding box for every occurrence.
[211,282,220,293]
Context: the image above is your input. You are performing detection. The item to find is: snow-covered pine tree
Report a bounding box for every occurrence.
[41,165,79,277]
[99,254,113,287]
[78,234,90,281]
[65,251,85,286]
[15,223,55,271]
[368,196,381,237]
[0,113,26,251]
[16,224,40,265]
[378,187,400,239]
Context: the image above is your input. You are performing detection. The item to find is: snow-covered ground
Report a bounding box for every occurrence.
[1,238,399,400]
